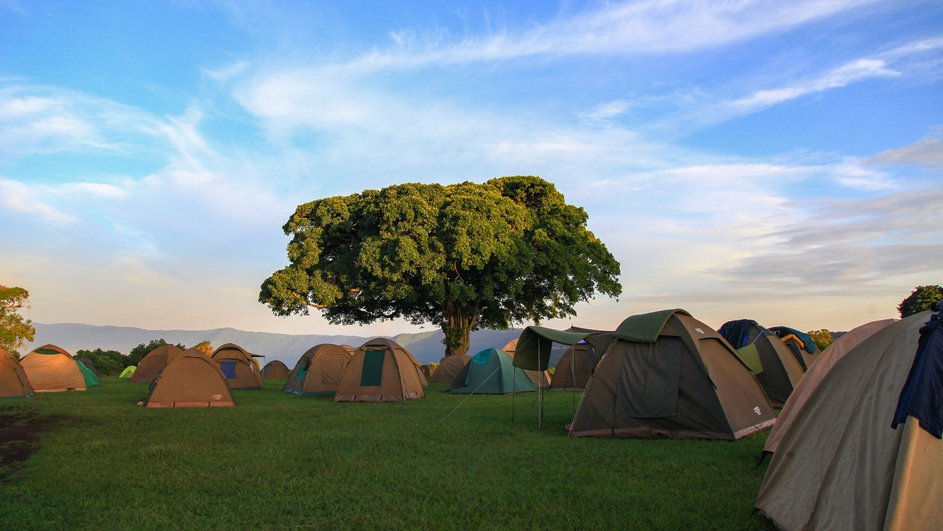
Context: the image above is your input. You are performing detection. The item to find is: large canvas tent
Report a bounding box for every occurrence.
[549,342,598,391]
[20,344,86,392]
[755,310,942,531]
[212,343,263,390]
[769,325,820,370]
[261,360,291,380]
[284,344,353,396]
[334,338,425,402]
[449,348,535,394]
[131,345,184,383]
[718,319,805,406]
[0,347,34,398]
[515,309,776,439]
[145,348,235,408]
[428,355,470,384]
[763,318,897,456]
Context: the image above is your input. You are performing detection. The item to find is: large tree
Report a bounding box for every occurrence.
[898,284,943,317]
[0,284,36,357]
[260,176,622,356]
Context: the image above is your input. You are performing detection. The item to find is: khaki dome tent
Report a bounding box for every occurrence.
[261,360,291,380]
[20,344,86,392]
[284,344,354,396]
[718,319,805,406]
[335,338,425,402]
[428,354,470,384]
[0,347,34,398]
[145,348,235,408]
[769,326,820,370]
[212,343,263,390]
[755,310,942,531]
[517,310,776,439]
[501,338,550,388]
[131,345,184,383]
[550,342,599,391]
[763,318,897,456]
[119,365,136,379]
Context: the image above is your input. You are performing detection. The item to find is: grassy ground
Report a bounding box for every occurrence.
[1,379,775,530]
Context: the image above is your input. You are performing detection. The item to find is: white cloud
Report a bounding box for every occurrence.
[0,178,76,225]
[870,132,943,169]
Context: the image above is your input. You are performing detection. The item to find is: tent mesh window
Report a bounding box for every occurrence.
[220,360,238,380]
[35,348,60,354]
[360,350,385,387]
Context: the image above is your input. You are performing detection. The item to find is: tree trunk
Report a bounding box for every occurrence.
[441,300,475,357]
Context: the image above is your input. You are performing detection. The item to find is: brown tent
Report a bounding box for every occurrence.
[0,347,34,398]
[211,343,263,390]
[334,338,425,402]
[261,360,291,380]
[755,311,941,530]
[20,344,86,392]
[501,338,551,388]
[550,343,597,391]
[131,345,185,383]
[763,318,897,456]
[145,348,235,408]
[428,355,470,384]
[568,310,775,439]
[284,344,353,396]
[718,319,805,407]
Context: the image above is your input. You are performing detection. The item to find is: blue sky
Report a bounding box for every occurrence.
[2,0,941,337]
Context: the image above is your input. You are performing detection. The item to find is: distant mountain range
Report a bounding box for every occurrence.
[28,323,523,365]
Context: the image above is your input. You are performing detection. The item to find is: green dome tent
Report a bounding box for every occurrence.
[119,365,136,379]
[449,348,535,394]
[75,359,99,388]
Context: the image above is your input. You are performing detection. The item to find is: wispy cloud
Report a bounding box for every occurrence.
[870,130,943,169]
[342,0,872,70]
[0,178,76,225]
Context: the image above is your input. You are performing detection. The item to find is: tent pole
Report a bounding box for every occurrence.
[538,337,543,431]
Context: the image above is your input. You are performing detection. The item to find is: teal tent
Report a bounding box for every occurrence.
[119,365,136,379]
[449,348,535,394]
[75,359,99,388]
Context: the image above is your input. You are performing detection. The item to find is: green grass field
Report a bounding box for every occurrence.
[1,379,775,529]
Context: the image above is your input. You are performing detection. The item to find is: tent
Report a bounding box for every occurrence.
[119,365,137,379]
[334,338,425,402]
[501,338,551,388]
[75,359,99,388]
[284,344,354,396]
[763,318,897,456]
[145,348,235,408]
[449,348,535,394]
[76,357,100,377]
[131,345,184,383]
[261,360,291,380]
[755,310,942,530]
[20,344,86,392]
[211,343,263,390]
[769,325,820,370]
[428,355,470,384]
[718,319,805,406]
[516,309,776,439]
[549,342,598,391]
[0,347,34,398]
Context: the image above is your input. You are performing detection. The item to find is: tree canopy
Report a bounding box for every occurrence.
[74,348,126,376]
[898,284,943,317]
[0,284,36,357]
[260,176,622,356]
[806,329,834,351]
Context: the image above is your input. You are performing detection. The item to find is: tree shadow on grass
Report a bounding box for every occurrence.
[0,410,77,482]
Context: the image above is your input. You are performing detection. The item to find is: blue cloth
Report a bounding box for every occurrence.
[891,311,943,439]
